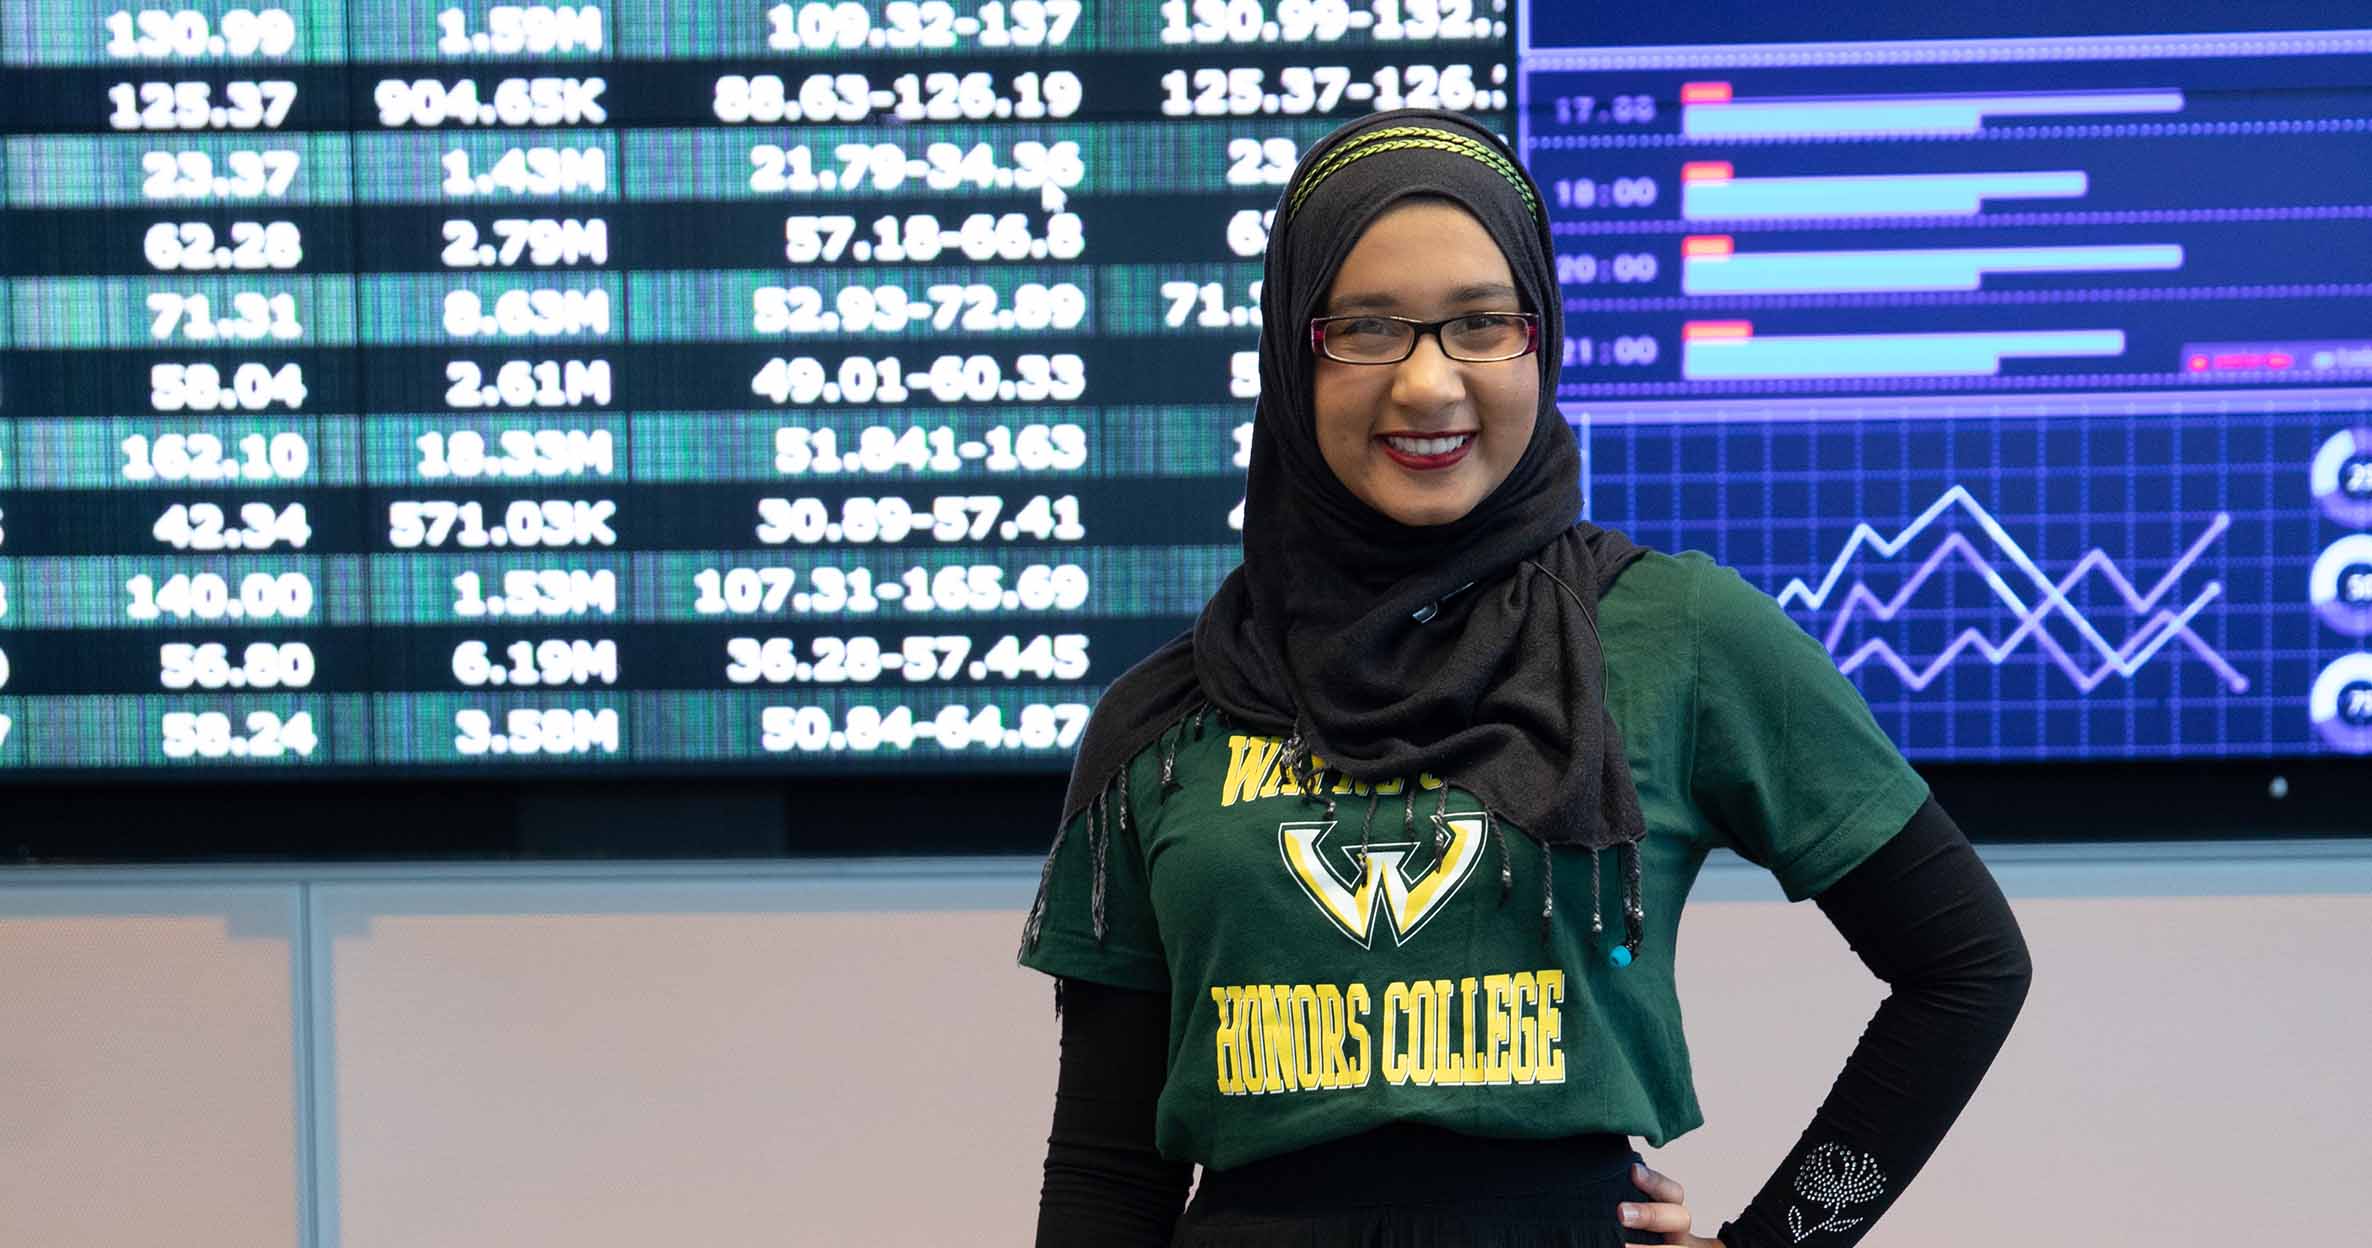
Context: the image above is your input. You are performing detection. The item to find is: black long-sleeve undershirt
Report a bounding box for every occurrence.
[1033,796,2032,1246]
[1035,978,1193,1243]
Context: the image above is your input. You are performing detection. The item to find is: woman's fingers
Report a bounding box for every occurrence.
[1617,1162,1694,1237]
[1616,1200,1692,1234]
[1631,1161,1687,1206]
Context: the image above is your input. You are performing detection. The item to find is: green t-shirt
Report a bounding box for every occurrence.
[1018,550,1930,1171]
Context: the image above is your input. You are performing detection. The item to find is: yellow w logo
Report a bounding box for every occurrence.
[1278,814,1485,949]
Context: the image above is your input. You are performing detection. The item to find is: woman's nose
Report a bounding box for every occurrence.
[1390,333,1466,408]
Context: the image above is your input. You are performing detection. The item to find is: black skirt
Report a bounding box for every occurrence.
[1172,1123,1663,1247]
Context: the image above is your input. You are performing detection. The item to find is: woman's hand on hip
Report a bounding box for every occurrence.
[1618,1161,1725,1246]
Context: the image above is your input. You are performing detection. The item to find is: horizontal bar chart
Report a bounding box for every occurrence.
[1681,241,2184,295]
[1680,85,2187,139]
[1681,168,2090,219]
[1681,324,2128,379]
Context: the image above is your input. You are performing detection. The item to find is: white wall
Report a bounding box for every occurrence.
[3,843,2368,1246]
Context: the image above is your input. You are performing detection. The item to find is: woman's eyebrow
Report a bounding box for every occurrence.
[1324,281,1520,313]
[1449,281,1520,304]
[1324,290,1401,313]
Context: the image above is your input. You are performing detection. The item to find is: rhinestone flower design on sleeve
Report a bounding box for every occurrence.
[1785,1142,1887,1241]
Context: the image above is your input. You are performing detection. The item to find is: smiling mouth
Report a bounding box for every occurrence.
[1376,432,1476,470]
[1385,441,1470,460]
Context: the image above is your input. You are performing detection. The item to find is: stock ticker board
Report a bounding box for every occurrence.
[0,0,2364,777]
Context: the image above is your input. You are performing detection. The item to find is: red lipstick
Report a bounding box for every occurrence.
[1376,433,1475,471]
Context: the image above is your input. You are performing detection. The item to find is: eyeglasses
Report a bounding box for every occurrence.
[1308,312,1540,365]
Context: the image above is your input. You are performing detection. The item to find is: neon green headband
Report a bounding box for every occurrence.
[1284,125,1541,222]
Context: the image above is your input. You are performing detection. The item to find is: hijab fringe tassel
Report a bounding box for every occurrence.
[1158,721,1183,797]
[1590,845,1604,937]
[1539,839,1555,944]
[1621,837,1645,961]
[1087,785,1110,945]
[1583,840,1647,962]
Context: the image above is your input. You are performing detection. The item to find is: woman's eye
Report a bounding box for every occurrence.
[1444,314,1515,340]
[1337,317,1396,338]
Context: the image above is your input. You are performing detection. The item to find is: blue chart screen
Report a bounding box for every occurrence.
[1521,6,2372,761]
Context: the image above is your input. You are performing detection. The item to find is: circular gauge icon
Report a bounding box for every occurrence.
[2309,427,2372,528]
[2309,534,2372,637]
[2308,652,2372,753]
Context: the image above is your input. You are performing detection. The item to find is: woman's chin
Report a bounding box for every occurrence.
[1366,487,1482,528]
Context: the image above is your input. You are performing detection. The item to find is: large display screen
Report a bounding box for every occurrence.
[0,0,1515,774]
[0,0,2365,780]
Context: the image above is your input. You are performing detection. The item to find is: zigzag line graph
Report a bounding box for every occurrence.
[1775,486,2251,693]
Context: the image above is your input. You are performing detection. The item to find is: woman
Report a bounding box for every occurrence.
[1019,109,2032,1246]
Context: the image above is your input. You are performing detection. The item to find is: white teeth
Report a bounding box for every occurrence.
[1383,434,1472,457]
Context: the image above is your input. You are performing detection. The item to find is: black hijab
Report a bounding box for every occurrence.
[1023,110,1654,968]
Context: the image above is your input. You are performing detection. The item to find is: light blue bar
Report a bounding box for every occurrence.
[1683,329,2127,380]
[1684,244,2183,295]
[1682,90,2185,139]
[1683,171,2088,219]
